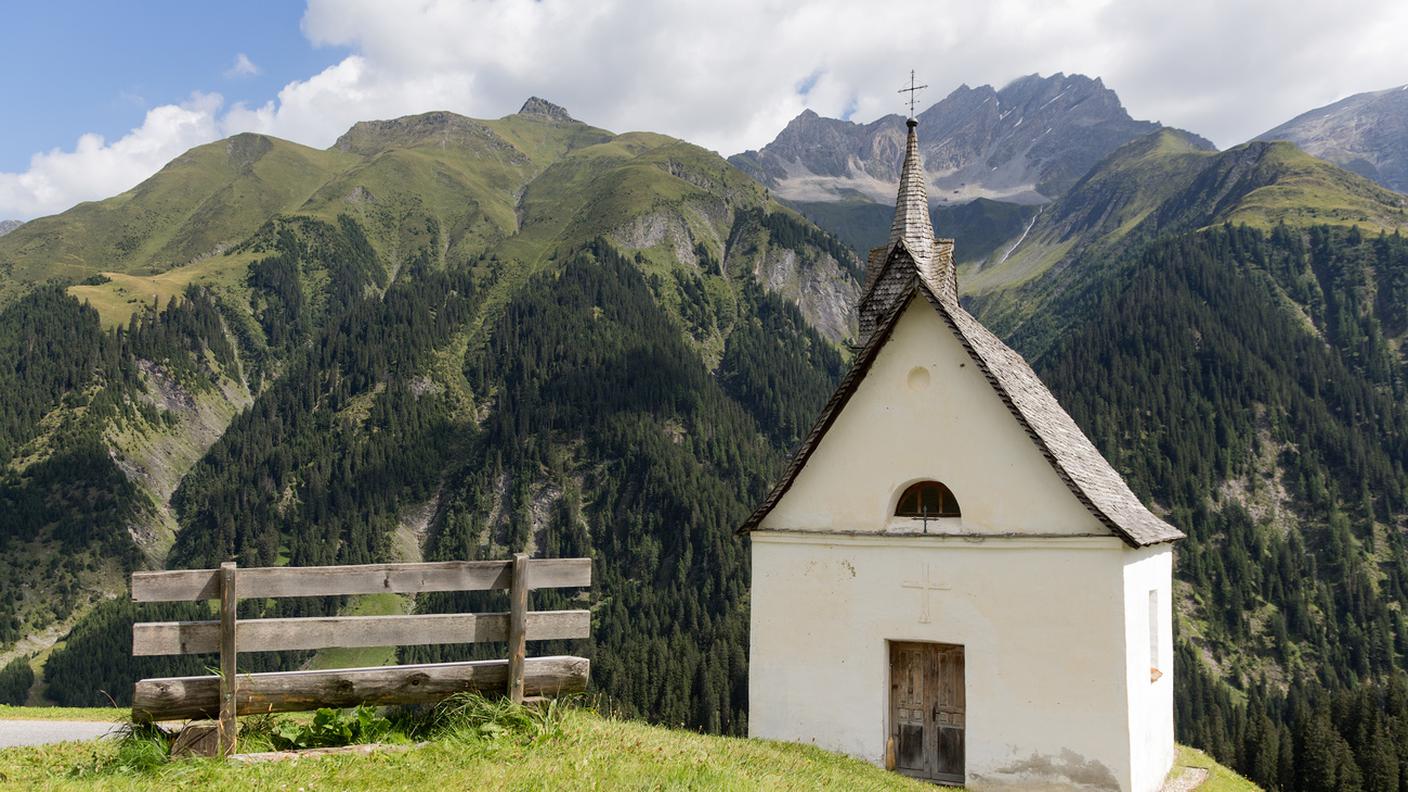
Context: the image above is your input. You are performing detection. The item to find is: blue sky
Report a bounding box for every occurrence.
[1,0,1404,221]
[0,1,343,172]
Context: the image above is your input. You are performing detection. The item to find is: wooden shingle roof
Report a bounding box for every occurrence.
[738,274,1184,548]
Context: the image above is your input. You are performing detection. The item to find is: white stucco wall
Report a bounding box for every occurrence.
[1122,546,1176,792]
[749,298,1176,791]
[764,300,1103,537]
[750,534,1137,791]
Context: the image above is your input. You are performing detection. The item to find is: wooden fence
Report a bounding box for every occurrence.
[130,554,591,755]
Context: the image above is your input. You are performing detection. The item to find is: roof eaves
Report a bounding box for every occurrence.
[736,276,920,534]
[737,277,1183,548]
[912,281,1184,547]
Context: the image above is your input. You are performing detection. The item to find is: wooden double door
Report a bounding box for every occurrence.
[889,641,965,785]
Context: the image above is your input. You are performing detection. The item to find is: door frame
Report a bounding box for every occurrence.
[886,639,966,786]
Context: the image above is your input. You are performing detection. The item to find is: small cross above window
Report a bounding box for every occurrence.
[895,481,961,531]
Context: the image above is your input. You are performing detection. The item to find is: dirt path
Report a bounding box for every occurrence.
[1163,765,1210,792]
[0,720,117,748]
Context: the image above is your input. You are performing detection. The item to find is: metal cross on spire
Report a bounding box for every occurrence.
[898,70,928,119]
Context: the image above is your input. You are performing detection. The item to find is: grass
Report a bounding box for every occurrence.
[305,593,409,671]
[1174,745,1262,791]
[0,136,355,306]
[67,251,259,329]
[0,699,1260,791]
[0,705,127,722]
[1221,142,1408,234]
[0,700,932,791]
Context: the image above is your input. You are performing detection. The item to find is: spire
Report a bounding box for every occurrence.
[857,107,959,339]
[886,118,936,270]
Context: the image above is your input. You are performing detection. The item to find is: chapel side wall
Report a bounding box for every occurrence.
[764,301,1100,537]
[1122,545,1176,792]
[750,535,1137,792]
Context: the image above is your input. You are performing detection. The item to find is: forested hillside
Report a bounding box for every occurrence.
[9,90,1408,791]
[1008,224,1408,789]
[0,102,860,726]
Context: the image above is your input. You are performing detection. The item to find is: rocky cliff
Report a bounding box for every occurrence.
[730,73,1164,206]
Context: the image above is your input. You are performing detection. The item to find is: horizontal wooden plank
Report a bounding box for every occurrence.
[133,610,590,656]
[131,558,591,602]
[132,655,589,722]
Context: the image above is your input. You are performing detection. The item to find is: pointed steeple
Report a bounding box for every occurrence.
[857,114,958,339]
[886,118,935,269]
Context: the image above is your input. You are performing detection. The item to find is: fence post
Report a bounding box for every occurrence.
[506,553,528,704]
[218,561,238,756]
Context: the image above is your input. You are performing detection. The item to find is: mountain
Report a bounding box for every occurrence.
[0,100,861,725]
[730,73,1164,206]
[0,220,21,237]
[937,125,1408,789]
[9,84,1408,789]
[787,197,1040,265]
[1256,84,1408,193]
[962,128,1408,354]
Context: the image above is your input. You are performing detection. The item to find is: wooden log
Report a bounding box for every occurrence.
[132,558,591,602]
[506,553,528,704]
[132,656,590,722]
[171,721,221,758]
[133,609,590,656]
[218,562,237,756]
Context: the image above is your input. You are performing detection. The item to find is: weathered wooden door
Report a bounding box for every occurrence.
[889,641,965,784]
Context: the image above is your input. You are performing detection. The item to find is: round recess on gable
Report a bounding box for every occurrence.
[906,366,931,391]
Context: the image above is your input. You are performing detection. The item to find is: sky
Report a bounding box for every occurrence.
[1,0,1404,221]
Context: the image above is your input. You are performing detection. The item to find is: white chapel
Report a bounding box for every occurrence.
[742,113,1185,791]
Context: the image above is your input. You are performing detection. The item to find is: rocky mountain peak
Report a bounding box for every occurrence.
[518,97,575,122]
[729,72,1159,205]
[1255,83,1408,193]
[0,220,22,237]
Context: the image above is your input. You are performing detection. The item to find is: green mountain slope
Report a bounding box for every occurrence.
[0,136,358,299]
[10,92,1408,790]
[0,101,861,728]
[963,130,1408,357]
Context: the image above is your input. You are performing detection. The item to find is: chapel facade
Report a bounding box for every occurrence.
[742,115,1184,792]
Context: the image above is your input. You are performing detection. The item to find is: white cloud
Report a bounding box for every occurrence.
[4,0,1407,220]
[225,53,261,78]
[0,94,223,220]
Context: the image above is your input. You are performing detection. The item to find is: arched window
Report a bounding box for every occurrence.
[895,481,961,518]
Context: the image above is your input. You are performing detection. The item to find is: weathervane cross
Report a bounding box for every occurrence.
[898,70,928,119]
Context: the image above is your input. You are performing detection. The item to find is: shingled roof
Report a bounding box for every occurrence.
[738,273,1184,547]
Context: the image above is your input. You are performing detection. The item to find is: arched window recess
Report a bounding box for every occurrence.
[895,481,961,529]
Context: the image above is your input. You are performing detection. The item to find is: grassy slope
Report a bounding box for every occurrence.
[0,707,1258,792]
[960,130,1215,295]
[1221,142,1408,231]
[0,705,127,722]
[22,113,764,336]
[0,136,356,302]
[2,111,858,697]
[1175,745,1261,792]
[961,131,1408,298]
[0,711,933,791]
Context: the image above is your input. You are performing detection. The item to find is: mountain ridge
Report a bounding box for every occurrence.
[729,72,1168,206]
[7,86,1408,791]
[0,101,865,719]
[1256,83,1408,193]
[961,127,1408,323]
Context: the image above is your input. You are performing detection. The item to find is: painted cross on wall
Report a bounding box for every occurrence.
[902,563,950,624]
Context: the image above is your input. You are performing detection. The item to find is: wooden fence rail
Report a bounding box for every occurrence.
[130,555,591,756]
